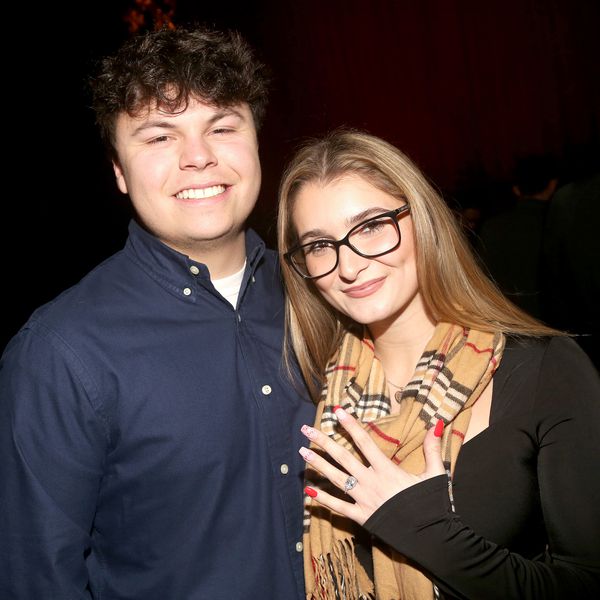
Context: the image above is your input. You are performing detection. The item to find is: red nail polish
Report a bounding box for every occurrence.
[333,405,342,412]
[434,419,444,437]
[305,486,318,498]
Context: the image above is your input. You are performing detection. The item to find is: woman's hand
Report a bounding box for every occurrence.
[300,406,445,525]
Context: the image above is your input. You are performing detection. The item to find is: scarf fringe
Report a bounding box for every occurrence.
[308,538,375,600]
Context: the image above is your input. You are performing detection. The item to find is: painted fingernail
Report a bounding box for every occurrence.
[299,446,315,461]
[305,486,318,498]
[434,419,444,437]
[333,405,346,418]
[301,424,317,439]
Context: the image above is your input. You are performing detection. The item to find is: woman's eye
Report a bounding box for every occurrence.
[358,220,385,235]
[305,241,333,256]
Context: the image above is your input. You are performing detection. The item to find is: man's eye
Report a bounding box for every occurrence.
[148,135,170,144]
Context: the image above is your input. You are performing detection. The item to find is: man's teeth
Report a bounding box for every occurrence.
[176,185,226,199]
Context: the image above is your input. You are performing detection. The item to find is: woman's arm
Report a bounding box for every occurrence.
[301,338,600,598]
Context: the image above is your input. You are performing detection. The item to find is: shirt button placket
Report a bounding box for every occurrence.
[185,265,199,298]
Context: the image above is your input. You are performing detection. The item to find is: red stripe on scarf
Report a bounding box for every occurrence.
[331,365,355,372]
[465,341,499,368]
[361,338,375,352]
[465,341,494,355]
[451,428,465,440]
[367,422,402,446]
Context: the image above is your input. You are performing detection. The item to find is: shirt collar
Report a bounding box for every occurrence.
[124,219,266,297]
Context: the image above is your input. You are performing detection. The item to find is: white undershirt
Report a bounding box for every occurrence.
[211,261,247,308]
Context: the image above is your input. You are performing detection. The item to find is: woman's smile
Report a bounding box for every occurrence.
[342,276,387,298]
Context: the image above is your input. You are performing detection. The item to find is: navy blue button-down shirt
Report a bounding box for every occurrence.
[0,221,315,599]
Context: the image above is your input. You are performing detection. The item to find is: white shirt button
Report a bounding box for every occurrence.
[280,464,289,475]
[261,385,272,395]
[295,542,303,552]
[183,287,192,296]
[189,265,200,275]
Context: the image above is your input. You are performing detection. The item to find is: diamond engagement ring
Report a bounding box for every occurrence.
[343,475,358,492]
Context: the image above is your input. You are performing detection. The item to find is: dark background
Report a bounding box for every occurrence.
[3,0,599,350]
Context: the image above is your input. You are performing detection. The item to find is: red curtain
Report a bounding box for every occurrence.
[252,0,599,218]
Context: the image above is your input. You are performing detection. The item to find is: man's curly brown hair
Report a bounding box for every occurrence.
[90,25,270,160]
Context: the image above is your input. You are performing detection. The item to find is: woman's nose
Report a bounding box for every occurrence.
[336,244,370,281]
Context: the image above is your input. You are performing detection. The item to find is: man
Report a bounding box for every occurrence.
[0,26,314,599]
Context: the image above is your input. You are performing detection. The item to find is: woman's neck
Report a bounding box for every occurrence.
[369,303,436,388]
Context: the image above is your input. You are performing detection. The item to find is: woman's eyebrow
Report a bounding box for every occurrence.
[298,207,392,244]
[345,207,391,226]
[298,228,332,243]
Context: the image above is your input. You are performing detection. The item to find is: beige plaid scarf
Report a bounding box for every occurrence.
[304,322,505,600]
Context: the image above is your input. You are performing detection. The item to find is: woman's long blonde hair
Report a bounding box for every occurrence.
[277,129,560,399]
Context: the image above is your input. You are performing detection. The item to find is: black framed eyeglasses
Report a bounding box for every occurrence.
[284,205,411,279]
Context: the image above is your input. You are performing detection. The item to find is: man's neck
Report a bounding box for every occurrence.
[177,232,248,279]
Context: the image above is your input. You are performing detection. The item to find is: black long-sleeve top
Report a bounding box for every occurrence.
[364,336,600,599]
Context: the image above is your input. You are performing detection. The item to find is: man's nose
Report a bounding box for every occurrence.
[179,137,218,170]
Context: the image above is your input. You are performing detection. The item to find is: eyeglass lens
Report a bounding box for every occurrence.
[292,213,401,278]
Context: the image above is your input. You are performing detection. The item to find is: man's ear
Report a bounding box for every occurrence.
[112,160,129,195]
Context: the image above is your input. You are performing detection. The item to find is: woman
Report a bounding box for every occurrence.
[277,129,600,599]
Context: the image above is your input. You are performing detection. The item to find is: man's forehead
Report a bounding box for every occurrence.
[124,97,248,122]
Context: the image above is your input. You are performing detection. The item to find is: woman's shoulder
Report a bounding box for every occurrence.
[502,334,592,366]
[494,334,600,413]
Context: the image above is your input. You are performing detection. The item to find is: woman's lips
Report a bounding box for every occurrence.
[342,276,386,298]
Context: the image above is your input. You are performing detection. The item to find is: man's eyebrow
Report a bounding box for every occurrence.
[131,120,177,137]
[207,107,245,124]
[130,107,246,137]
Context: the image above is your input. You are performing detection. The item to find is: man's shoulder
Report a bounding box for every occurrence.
[1,249,134,380]
[257,244,280,270]
[252,244,286,294]
[24,249,134,335]
[246,232,283,283]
